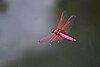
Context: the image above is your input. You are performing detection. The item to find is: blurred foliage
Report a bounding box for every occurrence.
[0,0,8,13]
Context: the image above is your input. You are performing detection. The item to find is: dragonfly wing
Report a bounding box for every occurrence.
[59,33,76,41]
[38,33,55,44]
[61,15,76,33]
[49,35,63,45]
[38,33,63,45]
[57,11,64,29]
[50,35,58,42]
[50,35,63,43]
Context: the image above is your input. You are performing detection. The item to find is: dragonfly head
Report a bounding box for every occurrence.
[51,29,55,33]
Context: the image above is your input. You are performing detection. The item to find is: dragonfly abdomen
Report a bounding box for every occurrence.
[53,30,66,38]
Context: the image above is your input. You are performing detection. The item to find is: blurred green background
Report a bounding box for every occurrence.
[0,0,100,67]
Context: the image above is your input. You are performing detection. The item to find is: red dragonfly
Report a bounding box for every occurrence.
[38,12,76,45]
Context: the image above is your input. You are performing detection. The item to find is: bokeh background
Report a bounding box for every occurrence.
[0,0,100,67]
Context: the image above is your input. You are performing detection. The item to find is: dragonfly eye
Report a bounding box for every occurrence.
[51,29,55,33]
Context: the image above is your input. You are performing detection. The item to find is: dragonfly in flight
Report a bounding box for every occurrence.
[38,11,76,45]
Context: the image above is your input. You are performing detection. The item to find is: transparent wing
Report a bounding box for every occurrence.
[57,11,64,29]
[61,15,76,33]
[38,33,63,45]
[49,35,63,45]
[38,33,55,44]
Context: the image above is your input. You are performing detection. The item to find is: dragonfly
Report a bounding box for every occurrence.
[38,11,76,45]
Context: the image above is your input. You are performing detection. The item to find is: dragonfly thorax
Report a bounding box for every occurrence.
[51,29,66,37]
